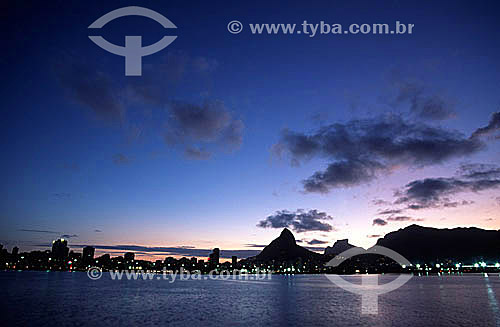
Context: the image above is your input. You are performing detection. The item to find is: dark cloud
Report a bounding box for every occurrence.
[471,112,500,139]
[458,163,500,180]
[52,193,71,199]
[367,234,382,238]
[393,80,455,120]
[165,100,244,158]
[372,218,387,226]
[112,153,131,165]
[378,209,403,215]
[306,239,328,245]
[303,160,382,193]
[94,229,102,233]
[372,199,391,206]
[386,216,423,222]
[60,234,78,239]
[18,229,59,234]
[127,52,217,106]
[275,116,483,193]
[395,165,500,210]
[55,58,124,122]
[244,244,267,248]
[55,52,244,161]
[184,147,211,160]
[257,209,333,233]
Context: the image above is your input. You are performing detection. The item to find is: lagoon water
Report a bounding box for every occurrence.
[1,272,500,326]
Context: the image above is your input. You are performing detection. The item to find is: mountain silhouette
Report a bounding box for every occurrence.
[376,224,500,263]
[324,239,359,256]
[255,228,322,262]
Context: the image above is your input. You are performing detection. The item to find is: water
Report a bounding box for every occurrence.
[1,272,500,326]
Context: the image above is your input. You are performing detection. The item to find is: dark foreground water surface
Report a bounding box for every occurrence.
[1,272,500,326]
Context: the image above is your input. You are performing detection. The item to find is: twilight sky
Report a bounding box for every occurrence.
[1,0,500,260]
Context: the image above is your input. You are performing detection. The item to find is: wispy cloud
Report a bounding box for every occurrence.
[112,153,132,165]
[18,229,60,234]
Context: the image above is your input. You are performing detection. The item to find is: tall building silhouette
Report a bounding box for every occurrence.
[232,256,237,266]
[12,246,19,256]
[124,252,135,262]
[51,239,69,261]
[83,246,95,267]
[209,248,220,267]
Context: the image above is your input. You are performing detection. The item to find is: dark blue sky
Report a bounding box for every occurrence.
[1,0,500,259]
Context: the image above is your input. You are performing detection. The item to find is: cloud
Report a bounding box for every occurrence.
[94,229,102,233]
[395,164,500,210]
[378,209,403,215]
[386,216,423,222]
[165,100,244,158]
[112,153,132,165]
[306,239,328,245]
[55,52,243,162]
[393,80,455,120]
[54,58,124,122]
[372,218,387,226]
[257,209,334,233]
[18,229,60,234]
[52,193,71,199]
[275,115,484,193]
[372,199,391,206]
[303,160,382,193]
[458,163,500,180]
[60,234,78,239]
[367,234,382,238]
[184,147,211,160]
[127,52,217,106]
[471,112,500,139]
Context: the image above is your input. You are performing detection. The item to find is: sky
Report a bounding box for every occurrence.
[1,0,500,260]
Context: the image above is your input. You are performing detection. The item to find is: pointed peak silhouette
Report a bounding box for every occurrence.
[279,228,295,241]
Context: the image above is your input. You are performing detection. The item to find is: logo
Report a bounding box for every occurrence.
[325,246,412,315]
[87,267,103,280]
[227,20,243,34]
[88,6,177,76]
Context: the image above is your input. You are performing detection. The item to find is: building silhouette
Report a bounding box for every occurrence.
[51,239,69,261]
[209,248,220,267]
[232,256,237,266]
[124,252,135,262]
[83,246,95,267]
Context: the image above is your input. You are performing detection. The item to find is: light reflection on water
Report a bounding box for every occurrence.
[1,272,499,326]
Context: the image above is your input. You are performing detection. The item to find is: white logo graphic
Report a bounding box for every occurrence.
[325,246,412,315]
[88,6,177,76]
[87,267,103,280]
